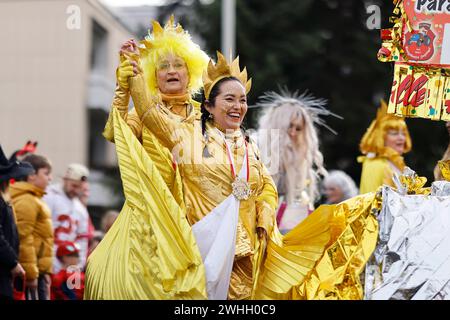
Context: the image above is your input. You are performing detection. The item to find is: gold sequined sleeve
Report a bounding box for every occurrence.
[129,73,183,150]
[103,85,142,142]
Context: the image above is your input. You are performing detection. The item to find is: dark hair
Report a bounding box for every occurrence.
[200,77,250,144]
[22,154,52,176]
[0,180,8,193]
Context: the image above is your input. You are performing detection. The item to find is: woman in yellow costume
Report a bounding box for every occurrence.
[358,100,412,194]
[102,17,209,203]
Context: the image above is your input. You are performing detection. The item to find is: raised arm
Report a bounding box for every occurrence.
[103,40,143,142]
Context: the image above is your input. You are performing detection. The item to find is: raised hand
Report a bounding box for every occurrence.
[117,39,142,89]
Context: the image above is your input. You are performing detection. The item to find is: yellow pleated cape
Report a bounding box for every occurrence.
[84,108,207,299]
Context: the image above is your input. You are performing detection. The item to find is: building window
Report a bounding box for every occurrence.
[90,19,108,73]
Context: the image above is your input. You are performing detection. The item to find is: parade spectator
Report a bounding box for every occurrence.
[44,164,91,273]
[51,241,85,300]
[434,121,450,181]
[321,170,359,204]
[100,210,119,234]
[10,154,53,300]
[0,146,31,300]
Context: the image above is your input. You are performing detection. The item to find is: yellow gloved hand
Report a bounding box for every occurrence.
[116,53,143,89]
[116,38,143,89]
[116,57,134,90]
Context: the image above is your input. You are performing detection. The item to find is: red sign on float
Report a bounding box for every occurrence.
[401,0,450,67]
[390,73,428,107]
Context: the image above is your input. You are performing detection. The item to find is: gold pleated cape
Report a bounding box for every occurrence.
[253,192,379,300]
[84,108,207,299]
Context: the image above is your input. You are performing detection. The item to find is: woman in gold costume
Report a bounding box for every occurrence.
[103,17,209,204]
[85,20,379,301]
[358,100,412,194]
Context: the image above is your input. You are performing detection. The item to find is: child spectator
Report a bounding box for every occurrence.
[51,241,84,300]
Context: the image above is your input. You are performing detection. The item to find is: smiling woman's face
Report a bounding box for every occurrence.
[206,79,247,131]
[384,128,407,155]
[156,54,189,94]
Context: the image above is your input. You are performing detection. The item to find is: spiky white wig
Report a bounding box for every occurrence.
[255,89,340,204]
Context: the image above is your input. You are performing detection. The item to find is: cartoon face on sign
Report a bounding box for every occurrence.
[405,22,436,61]
[401,0,450,66]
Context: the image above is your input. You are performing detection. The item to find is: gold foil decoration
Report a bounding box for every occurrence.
[395,167,430,195]
[438,160,450,181]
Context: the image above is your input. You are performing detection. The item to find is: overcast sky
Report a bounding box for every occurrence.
[100,0,167,7]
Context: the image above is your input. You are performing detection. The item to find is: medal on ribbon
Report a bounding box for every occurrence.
[220,129,251,201]
[232,176,251,200]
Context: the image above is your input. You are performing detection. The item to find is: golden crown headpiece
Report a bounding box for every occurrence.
[203,51,252,100]
[374,99,399,124]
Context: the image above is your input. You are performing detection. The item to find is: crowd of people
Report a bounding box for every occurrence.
[0,146,118,300]
[1,15,450,300]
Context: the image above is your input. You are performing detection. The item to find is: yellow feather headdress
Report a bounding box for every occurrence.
[138,15,209,95]
[359,99,412,155]
[203,51,252,99]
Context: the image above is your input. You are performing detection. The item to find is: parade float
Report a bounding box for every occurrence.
[378,0,450,120]
[363,0,450,299]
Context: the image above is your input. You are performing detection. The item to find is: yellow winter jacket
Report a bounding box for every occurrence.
[10,182,54,280]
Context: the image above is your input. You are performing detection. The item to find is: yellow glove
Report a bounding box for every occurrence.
[116,56,134,90]
[116,53,143,89]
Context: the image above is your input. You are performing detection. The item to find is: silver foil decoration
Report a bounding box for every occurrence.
[432,181,450,197]
[365,182,450,300]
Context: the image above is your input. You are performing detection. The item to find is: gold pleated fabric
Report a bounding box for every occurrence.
[254,192,379,300]
[141,126,185,209]
[84,108,207,299]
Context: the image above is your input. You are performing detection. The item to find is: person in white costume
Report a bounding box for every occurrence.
[255,90,339,233]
